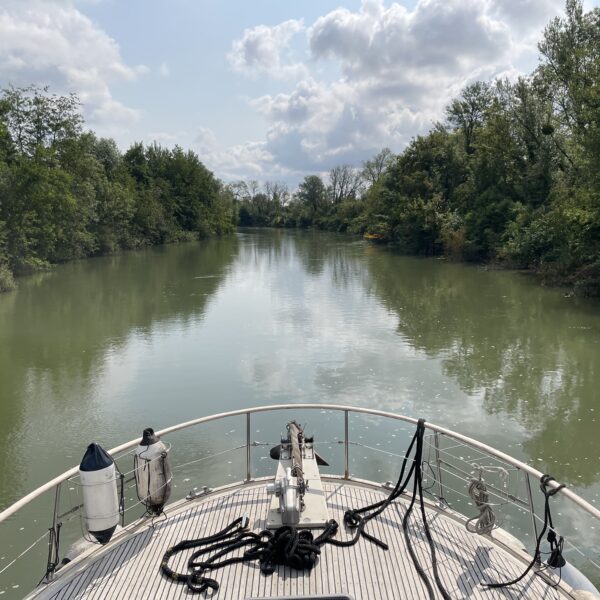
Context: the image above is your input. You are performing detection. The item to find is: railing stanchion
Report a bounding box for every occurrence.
[246,413,252,482]
[434,432,444,500]
[44,483,62,582]
[525,473,539,546]
[344,410,350,479]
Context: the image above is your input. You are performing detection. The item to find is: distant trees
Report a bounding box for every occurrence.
[231,180,289,226]
[328,165,362,204]
[297,175,326,215]
[233,0,600,295]
[0,85,236,291]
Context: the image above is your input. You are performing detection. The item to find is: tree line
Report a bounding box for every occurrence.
[231,1,600,295]
[1,1,598,295]
[0,86,237,291]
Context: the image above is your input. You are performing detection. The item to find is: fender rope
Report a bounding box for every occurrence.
[483,474,565,589]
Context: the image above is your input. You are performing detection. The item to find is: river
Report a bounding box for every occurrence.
[1,228,600,594]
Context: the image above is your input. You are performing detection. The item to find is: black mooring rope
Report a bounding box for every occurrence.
[402,420,452,600]
[483,474,565,589]
[327,419,422,551]
[311,419,451,599]
[39,521,62,585]
[160,419,452,597]
[160,515,340,594]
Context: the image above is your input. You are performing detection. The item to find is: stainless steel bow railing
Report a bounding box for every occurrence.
[1,404,600,598]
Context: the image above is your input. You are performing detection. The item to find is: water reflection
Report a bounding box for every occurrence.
[0,238,238,506]
[365,249,600,486]
[235,231,600,487]
[2,229,599,506]
[2,228,600,597]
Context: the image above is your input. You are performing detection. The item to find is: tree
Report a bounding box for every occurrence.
[0,86,237,292]
[328,165,363,204]
[493,78,557,207]
[537,0,600,176]
[264,181,289,208]
[362,148,394,186]
[446,82,493,154]
[297,175,326,215]
[0,85,82,158]
[228,180,251,203]
[123,142,149,184]
[92,137,123,181]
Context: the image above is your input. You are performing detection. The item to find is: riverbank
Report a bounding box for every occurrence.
[231,2,600,299]
[0,87,238,296]
[245,224,600,297]
[0,231,235,294]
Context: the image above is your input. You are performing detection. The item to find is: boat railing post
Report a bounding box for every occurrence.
[344,410,350,479]
[433,432,444,501]
[525,473,539,550]
[44,483,62,583]
[246,413,252,482]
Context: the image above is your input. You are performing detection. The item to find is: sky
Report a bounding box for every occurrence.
[0,0,598,186]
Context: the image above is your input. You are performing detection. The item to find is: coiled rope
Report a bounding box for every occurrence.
[160,515,339,594]
[465,478,496,535]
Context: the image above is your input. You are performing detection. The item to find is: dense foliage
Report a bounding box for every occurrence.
[0,86,236,291]
[232,1,600,294]
[1,1,598,295]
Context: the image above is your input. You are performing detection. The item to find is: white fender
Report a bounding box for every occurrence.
[134,428,172,514]
[79,443,119,544]
[546,561,600,598]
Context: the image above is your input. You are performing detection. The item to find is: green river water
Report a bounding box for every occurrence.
[1,228,600,595]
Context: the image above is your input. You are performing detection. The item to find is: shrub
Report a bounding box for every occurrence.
[0,264,15,292]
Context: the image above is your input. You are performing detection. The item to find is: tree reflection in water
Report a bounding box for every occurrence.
[365,248,600,486]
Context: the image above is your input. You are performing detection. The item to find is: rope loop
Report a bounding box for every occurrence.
[160,515,338,593]
[541,474,566,497]
[483,473,566,589]
[343,509,360,528]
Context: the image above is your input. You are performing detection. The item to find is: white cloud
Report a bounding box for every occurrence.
[227,19,307,79]
[127,0,572,184]
[204,141,275,181]
[229,0,567,178]
[147,131,179,146]
[492,0,563,33]
[136,126,273,183]
[194,126,217,153]
[0,0,144,130]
